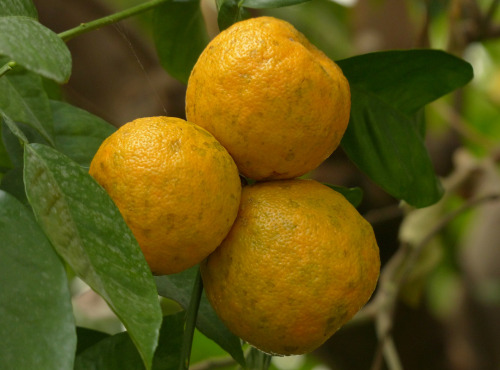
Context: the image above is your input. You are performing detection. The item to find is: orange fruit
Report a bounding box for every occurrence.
[89,116,241,275]
[185,16,351,181]
[201,179,379,355]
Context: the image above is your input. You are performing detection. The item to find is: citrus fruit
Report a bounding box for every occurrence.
[89,116,241,275]
[185,16,351,181]
[201,179,379,355]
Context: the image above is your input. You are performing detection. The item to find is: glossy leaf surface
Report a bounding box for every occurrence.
[338,50,473,207]
[24,143,162,370]
[337,50,474,115]
[0,16,71,83]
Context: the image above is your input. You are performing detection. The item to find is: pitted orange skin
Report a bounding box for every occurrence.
[201,179,380,355]
[89,116,241,275]
[186,16,351,181]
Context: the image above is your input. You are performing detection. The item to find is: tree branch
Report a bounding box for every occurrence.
[367,192,500,369]
[58,0,169,42]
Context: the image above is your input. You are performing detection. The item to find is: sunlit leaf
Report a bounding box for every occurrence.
[0,190,76,370]
[152,0,209,84]
[23,143,162,370]
[0,16,71,83]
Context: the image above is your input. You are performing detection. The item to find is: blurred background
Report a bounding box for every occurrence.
[33,0,500,369]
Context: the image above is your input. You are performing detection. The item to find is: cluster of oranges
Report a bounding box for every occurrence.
[89,17,380,356]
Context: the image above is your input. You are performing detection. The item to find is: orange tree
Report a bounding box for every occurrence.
[0,0,473,369]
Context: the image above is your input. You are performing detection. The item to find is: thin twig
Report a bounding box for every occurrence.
[58,0,169,42]
[400,192,500,287]
[179,267,204,370]
[369,192,500,370]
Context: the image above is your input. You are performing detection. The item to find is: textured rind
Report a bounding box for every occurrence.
[201,179,380,355]
[89,116,242,275]
[185,16,351,180]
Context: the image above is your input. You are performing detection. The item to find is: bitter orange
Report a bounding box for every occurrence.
[186,16,350,180]
[89,116,241,275]
[201,179,379,355]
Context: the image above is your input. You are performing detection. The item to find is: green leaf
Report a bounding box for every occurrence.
[323,184,363,208]
[51,100,116,167]
[0,16,71,83]
[337,50,474,116]
[76,327,111,355]
[341,88,443,208]
[0,66,54,145]
[75,312,185,370]
[242,0,311,8]
[335,50,472,208]
[0,125,12,171]
[0,167,27,205]
[217,0,251,31]
[0,190,76,370]
[152,0,210,84]
[1,117,50,169]
[155,267,246,367]
[2,113,28,144]
[1,120,23,168]
[0,0,38,17]
[23,143,162,370]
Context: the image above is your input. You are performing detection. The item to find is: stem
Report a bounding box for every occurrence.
[179,267,204,370]
[369,192,500,370]
[0,61,17,78]
[245,347,272,370]
[58,0,169,42]
[190,357,236,370]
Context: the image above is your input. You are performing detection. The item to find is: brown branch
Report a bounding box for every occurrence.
[366,192,500,370]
